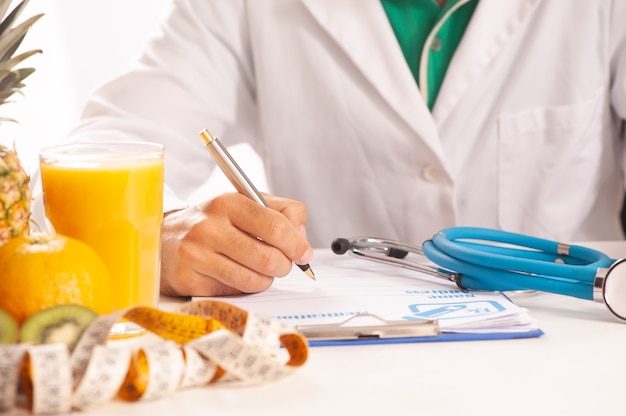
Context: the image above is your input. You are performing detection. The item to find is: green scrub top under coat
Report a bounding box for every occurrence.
[380,0,479,109]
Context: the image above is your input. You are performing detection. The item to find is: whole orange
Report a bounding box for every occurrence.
[0,233,113,324]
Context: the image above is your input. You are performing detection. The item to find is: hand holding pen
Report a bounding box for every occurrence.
[199,128,315,280]
[156,132,314,298]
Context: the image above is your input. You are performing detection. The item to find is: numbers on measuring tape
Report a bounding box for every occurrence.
[0,300,309,414]
[0,344,27,412]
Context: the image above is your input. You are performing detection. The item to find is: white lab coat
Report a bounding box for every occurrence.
[72,0,626,248]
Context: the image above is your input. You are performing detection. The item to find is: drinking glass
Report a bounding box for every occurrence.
[39,141,165,336]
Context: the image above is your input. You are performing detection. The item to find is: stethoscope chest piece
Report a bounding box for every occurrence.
[595,259,626,321]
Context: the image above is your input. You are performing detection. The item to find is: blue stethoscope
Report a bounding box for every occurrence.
[332,227,626,321]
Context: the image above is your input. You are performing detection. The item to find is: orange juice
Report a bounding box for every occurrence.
[39,142,164,314]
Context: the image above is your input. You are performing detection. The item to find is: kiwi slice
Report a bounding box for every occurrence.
[20,304,98,351]
[0,308,18,344]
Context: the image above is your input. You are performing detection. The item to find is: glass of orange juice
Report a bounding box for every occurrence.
[39,141,165,336]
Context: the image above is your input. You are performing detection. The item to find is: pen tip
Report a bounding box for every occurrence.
[299,264,316,280]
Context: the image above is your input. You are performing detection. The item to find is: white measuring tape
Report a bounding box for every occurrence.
[0,300,309,414]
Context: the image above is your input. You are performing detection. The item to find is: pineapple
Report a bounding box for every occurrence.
[0,0,42,246]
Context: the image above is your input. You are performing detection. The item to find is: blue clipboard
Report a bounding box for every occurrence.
[296,313,544,347]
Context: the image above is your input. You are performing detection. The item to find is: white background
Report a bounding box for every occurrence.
[3,0,266,200]
[2,0,171,175]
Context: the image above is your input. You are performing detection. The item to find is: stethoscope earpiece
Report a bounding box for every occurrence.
[331,238,352,255]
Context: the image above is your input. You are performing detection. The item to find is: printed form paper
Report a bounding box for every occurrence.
[195,251,539,335]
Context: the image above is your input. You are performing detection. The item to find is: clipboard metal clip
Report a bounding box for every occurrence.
[295,313,439,341]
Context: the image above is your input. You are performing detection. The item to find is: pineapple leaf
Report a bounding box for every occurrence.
[0,87,23,103]
[0,67,34,108]
[0,14,42,63]
[0,0,30,37]
[0,67,33,91]
[0,49,39,72]
[12,66,34,82]
[0,0,42,121]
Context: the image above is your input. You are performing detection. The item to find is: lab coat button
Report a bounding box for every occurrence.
[422,165,441,182]
[431,37,442,52]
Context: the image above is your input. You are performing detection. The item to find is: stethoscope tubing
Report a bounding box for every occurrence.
[422,227,615,300]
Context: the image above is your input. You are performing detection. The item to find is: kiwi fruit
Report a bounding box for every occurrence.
[0,308,18,344]
[20,304,98,351]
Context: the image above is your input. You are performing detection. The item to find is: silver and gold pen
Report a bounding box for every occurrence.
[199,128,316,280]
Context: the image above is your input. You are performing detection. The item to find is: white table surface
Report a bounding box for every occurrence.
[12,241,626,416]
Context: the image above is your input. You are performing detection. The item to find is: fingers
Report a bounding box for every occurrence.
[162,243,276,297]
[228,194,313,266]
[263,194,308,229]
[159,193,313,297]
[263,194,313,264]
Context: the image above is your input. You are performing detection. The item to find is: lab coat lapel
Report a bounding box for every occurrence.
[433,0,542,123]
[301,0,441,154]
